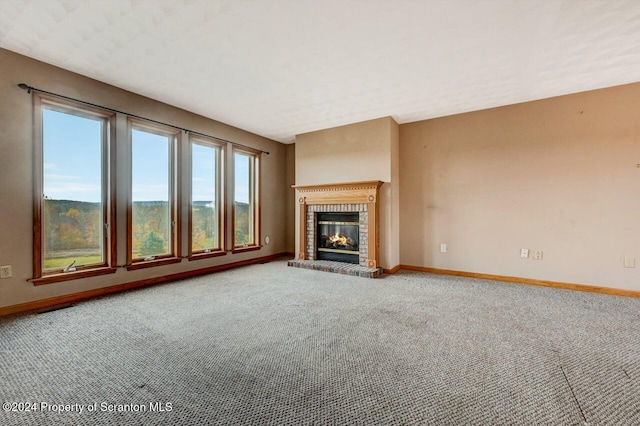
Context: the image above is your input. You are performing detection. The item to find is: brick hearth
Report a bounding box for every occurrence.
[287,259,382,278]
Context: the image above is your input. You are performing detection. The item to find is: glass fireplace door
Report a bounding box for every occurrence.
[316,212,359,264]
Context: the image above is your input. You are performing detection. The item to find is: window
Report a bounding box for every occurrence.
[233,149,260,251]
[32,94,116,284]
[128,120,181,268]
[189,138,224,258]
[30,90,265,283]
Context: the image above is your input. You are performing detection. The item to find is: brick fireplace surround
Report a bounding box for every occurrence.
[288,181,383,278]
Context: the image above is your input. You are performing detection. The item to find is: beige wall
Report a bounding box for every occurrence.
[295,117,393,185]
[285,143,296,254]
[295,117,400,269]
[0,48,291,309]
[389,119,400,268]
[400,83,640,291]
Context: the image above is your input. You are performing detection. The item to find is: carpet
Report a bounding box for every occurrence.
[1,260,638,425]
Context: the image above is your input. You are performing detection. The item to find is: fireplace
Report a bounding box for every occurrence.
[316,212,359,264]
[293,181,382,270]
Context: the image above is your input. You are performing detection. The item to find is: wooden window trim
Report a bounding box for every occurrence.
[188,136,225,260]
[127,119,181,267]
[231,245,262,254]
[30,267,118,286]
[188,251,228,261]
[125,256,182,271]
[32,93,116,282]
[232,147,261,252]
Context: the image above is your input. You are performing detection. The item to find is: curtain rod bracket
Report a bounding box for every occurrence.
[18,83,32,93]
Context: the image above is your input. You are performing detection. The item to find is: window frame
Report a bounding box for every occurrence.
[126,119,182,270]
[30,93,117,285]
[231,147,261,253]
[188,136,226,260]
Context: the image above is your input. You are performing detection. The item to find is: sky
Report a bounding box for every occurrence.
[43,108,250,204]
[43,109,102,202]
[233,152,250,204]
[191,142,217,202]
[131,129,170,202]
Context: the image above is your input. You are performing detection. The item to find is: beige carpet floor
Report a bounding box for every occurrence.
[1,259,639,425]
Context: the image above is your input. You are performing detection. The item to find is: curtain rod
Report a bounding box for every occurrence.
[17,83,270,155]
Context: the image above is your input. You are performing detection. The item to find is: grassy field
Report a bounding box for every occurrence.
[44,256,103,270]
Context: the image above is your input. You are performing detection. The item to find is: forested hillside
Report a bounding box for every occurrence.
[43,199,249,269]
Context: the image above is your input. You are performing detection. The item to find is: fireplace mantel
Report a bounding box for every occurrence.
[294,181,383,268]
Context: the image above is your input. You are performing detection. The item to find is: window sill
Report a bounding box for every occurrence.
[126,257,182,271]
[188,250,227,261]
[30,267,117,286]
[231,245,262,254]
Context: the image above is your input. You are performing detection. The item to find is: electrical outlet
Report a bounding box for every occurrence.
[0,265,12,279]
[520,248,529,258]
[624,257,636,268]
[534,251,543,260]
[440,243,447,253]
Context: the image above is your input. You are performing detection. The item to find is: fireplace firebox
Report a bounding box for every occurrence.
[316,212,360,264]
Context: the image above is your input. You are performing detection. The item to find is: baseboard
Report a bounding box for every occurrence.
[6,258,635,317]
[383,265,401,274]
[399,265,640,298]
[0,253,290,317]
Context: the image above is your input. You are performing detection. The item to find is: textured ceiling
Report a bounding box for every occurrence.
[1,0,640,143]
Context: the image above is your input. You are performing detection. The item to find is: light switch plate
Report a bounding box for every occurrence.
[520,248,529,258]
